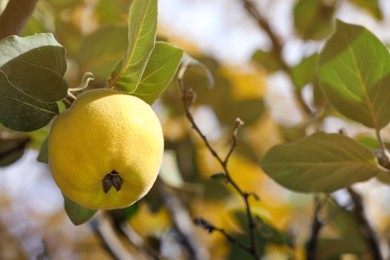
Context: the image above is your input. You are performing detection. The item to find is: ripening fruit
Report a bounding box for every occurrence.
[48,89,164,210]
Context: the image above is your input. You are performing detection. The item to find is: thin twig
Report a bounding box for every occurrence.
[178,73,260,259]
[242,0,313,116]
[0,0,39,40]
[224,118,244,164]
[306,195,327,260]
[194,217,252,253]
[347,187,382,260]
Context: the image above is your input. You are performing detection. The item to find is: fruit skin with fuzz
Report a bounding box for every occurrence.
[48,89,164,210]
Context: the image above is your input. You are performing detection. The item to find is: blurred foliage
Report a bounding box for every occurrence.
[310,199,371,259]
[228,210,291,259]
[76,25,128,79]
[1,0,390,259]
[347,0,383,20]
[291,53,318,91]
[293,0,336,40]
[0,130,30,167]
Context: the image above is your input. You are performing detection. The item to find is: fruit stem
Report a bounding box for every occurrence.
[103,170,123,193]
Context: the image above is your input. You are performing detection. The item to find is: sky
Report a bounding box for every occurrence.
[159,0,390,66]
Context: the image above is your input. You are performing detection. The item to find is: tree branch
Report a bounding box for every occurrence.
[194,217,252,253]
[306,195,326,260]
[178,65,260,259]
[347,187,383,260]
[242,0,314,116]
[224,118,244,164]
[0,0,39,40]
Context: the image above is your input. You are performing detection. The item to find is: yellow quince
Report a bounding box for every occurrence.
[48,89,164,210]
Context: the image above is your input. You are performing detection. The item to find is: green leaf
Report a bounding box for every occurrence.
[64,195,97,225]
[261,132,379,193]
[94,0,130,23]
[252,49,282,72]
[348,0,383,20]
[0,33,68,131]
[291,53,319,90]
[318,20,390,129]
[0,34,67,101]
[203,180,232,201]
[179,57,229,107]
[0,135,30,167]
[215,99,264,126]
[48,0,80,10]
[108,203,140,222]
[210,173,227,182]
[37,136,48,163]
[77,25,128,79]
[54,19,83,56]
[22,11,48,36]
[133,42,183,104]
[121,203,139,220]
[181,54,215,87]
[377,171,390,184]
[143,184,164,213]
[279,124,307,143]
[251,192,260,201]
[315,238,366,259]
[26,127,49,150]
[293,0,336,40]
[327,200,367,252]
[228,210,288,259]
[109,0,157,92]
[356,135,385,150]
[0,82,59,132]
[234,137,261,164]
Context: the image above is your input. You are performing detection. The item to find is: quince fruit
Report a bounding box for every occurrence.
[48,89,164,210]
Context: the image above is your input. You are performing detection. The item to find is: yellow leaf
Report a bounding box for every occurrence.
[220,64,266,101]
[129,203,171,236]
